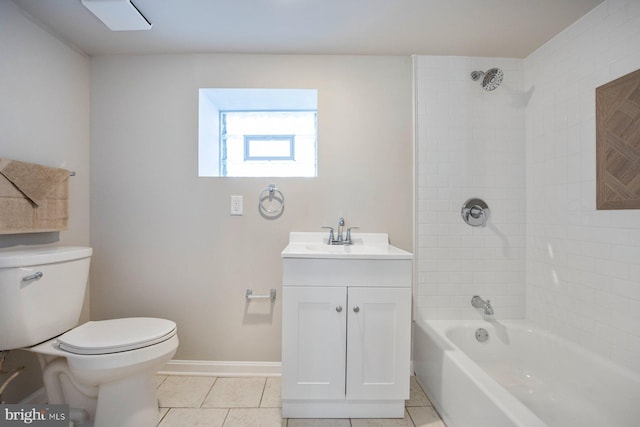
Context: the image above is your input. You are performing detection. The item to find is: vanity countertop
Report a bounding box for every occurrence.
[281,232,413,260]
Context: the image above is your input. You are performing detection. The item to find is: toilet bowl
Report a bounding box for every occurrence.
[30,317,178,427]
[0,246,179,427]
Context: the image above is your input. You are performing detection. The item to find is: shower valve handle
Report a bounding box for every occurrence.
[461,199,490,228]
[468,206,487,227]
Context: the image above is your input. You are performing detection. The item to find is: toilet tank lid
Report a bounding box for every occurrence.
[0,246,92,268]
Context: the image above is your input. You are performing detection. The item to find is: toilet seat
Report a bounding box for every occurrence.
[57,317,177,355]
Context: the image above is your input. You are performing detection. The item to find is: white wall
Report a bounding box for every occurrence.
[414,56,526,319]
[525,0,640,373]
[89,54,413,362]
[0,0,90,401]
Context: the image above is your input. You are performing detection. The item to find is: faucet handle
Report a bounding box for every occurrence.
[321,226,335,244]
[345,226,359,242]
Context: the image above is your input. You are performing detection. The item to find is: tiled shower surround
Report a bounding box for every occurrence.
[415,0,640,374]
[414,55,527,320]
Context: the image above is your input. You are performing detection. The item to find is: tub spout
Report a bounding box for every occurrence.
[471,295,494,317]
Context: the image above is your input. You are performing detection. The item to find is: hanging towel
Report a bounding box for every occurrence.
[0,158,70,234]
[0,158,69,206]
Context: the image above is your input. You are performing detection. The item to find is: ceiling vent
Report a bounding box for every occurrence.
[81,0,152,31]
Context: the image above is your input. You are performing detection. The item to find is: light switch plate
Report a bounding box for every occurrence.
[231,195,243,216]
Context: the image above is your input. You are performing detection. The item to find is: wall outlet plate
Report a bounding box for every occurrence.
[231,195,243,216]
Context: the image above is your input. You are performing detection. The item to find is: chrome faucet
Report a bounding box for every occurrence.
[471,295,494,317]
[322,217,358,245]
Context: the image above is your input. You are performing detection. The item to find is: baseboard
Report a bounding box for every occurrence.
[158,360,281,377]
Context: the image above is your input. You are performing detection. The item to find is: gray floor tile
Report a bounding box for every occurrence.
[350,410,415,427]
[407,407,446,427]
[223,407,283,426]
[203,377,267,408]
[157,376,216,408]
[260,377,282,408]
[154,374,445,427]
[405,377,432,407]
[287,419,351,427]
[158,408,229,427]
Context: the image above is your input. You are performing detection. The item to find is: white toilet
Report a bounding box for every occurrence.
[0,246,179,427]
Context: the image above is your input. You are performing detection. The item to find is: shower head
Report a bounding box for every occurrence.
[470,68,504,91]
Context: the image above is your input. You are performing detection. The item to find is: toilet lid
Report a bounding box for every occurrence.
[57,317,177,355]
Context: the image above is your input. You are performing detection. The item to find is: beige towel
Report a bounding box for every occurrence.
[0,158,70,234]
[0,158,69,206]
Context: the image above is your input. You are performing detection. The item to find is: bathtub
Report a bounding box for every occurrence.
[413,318,640,427]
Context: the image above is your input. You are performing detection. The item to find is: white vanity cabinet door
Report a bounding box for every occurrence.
[282,286,347,400]
[346,287,411,400]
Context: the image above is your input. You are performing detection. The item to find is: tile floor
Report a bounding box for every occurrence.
[155,375,446,427]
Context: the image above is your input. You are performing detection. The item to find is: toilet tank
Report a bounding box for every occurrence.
[0,246,92,351]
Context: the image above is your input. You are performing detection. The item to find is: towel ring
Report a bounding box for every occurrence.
[259,184,285,215]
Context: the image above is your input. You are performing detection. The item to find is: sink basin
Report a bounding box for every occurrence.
[282,232,412,260]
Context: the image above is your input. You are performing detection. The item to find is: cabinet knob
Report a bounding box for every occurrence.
[353,306,360,313]
[336,305,343,313]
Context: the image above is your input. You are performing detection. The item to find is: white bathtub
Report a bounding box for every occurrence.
[413,318,640,427]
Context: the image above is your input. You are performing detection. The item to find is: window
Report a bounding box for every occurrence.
[199,89,318,177]
[222,110,315,176]
[244,135,295,161]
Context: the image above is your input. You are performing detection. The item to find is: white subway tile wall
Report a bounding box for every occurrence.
[414,55,527,320]
[415,0,640,375]
[524,0,640,373]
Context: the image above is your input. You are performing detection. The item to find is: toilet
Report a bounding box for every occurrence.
[0,246,179,427]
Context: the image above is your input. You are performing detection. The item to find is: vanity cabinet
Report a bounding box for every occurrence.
[281,233,413,418]
[282,286,410,400]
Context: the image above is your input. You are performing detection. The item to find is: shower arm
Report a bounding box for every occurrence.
[470,70,485,81]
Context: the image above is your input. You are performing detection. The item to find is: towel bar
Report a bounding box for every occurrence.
[245,289,276,301]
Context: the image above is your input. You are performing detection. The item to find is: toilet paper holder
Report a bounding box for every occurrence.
[245,289,277,301]
[461,198,490,227]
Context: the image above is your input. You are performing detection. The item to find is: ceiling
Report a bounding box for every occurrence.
[12,0,603,58]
